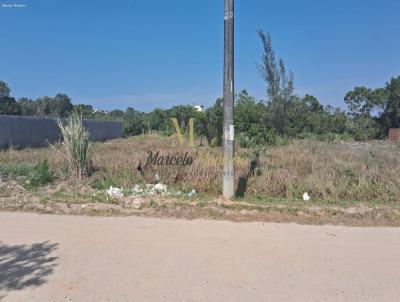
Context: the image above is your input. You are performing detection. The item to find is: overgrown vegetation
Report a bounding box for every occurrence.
[0,159,55,188]
[1,135,399,203]
[57,114,94,179]
[27,160,55,187]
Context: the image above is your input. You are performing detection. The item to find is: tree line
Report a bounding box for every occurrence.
[1,30,399,147]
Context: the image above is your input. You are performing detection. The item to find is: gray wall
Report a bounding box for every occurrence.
[0,115,123,150]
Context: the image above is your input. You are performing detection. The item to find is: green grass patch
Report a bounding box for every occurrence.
[0,162,35,178]
[0,160,55,189]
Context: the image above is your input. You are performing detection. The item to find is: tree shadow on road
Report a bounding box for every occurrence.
[0,241,58,293]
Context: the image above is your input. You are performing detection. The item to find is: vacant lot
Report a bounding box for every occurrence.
[1,136,400,225]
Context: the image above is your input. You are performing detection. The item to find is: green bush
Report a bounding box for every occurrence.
[27,160,55,187]
[0,160,55,188]
[237,128,278,148]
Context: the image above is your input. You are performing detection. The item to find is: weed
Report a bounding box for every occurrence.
[27,160,55,188]
[1,135,400,203]
[58,114,94,179]
[0,160,55,188]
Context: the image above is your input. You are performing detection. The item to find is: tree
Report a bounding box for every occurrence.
[345,76,400,136]
[124,107,144,136]
[344,87,375,117]
[345,115,382,140]
[35,96,53,116]
[234,90,271,146]
[284,95,327,135]
[302,94,324,113]
[257,29,294,103]
[32,94,73,117]
[328,107,348,135]
[17,97,37,116]
[257,29,295,136]
[108,109,125,120]
[168,105,197,130]
[204,98,224,146]
[379,76,400,132]
[53,93,73,117]
[195,109,211,146]
[0,97,21,115]
[256,30,280,101]
[0,81,11,98]
[73,104,95,119]
[145,108,168,133]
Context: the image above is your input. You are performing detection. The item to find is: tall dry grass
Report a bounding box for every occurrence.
[251,140,400,202]
[89,134,251,193]
[58,114,94,179]
[1,134,399,202]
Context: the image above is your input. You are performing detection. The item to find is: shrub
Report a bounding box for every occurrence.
[0,160,55,188]
[28,160,55,187]
[237,128,278,148]
[57,114,94,179]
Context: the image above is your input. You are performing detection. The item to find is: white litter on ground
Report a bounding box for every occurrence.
[188,189,196,197]
[107,186,124,198]
[303,192,310,201]
[107,184,194,199]
[153,183,168,194]
[131,184,189,197]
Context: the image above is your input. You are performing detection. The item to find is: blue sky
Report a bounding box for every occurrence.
[1,0,399,111]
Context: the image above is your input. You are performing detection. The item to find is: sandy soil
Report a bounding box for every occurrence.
[1,212,400,302]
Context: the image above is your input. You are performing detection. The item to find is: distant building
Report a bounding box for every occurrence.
[194,105,204,112]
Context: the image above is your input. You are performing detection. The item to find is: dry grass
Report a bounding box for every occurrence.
[1,135,400,203]
[90,134,251,193]
[253,140,400,202]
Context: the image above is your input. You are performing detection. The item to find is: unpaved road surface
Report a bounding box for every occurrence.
[1,212,400,302]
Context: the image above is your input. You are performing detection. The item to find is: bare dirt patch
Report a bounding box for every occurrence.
[1,181,399,227]
[2,212,400,301]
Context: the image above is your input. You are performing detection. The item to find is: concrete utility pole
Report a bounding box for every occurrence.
[223,0,235,199]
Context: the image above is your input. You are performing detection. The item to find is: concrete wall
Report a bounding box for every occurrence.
[0,115,123,150]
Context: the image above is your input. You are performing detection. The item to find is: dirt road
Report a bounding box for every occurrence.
[1,212,399,301]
